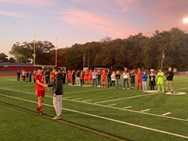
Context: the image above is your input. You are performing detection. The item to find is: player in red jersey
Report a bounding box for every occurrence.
[67,70,72,85]
[137,68,142,90]
[102,70,107,88]
[34,67,48,114]
[88,70,93,85]
[84,70,89,85]
[50,71,55,83]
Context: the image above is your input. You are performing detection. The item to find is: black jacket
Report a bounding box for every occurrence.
[166,71,174,81]
[48,73,63,95]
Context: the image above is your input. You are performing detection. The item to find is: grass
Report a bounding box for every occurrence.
[0,76,188,141]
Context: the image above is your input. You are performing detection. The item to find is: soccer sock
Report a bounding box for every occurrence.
[37,104,42,112]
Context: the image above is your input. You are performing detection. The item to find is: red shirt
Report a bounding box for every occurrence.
[35,74,45,91]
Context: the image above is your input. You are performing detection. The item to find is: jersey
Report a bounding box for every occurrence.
[35,74,45,91]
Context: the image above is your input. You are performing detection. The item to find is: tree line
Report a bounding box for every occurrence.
[9,27,188,71]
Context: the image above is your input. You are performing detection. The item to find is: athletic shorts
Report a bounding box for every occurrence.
[36,90,45,97]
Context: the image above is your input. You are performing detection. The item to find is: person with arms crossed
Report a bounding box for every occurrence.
[165,67,174,93]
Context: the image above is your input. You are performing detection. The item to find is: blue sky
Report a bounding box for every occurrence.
[0,0,188,56]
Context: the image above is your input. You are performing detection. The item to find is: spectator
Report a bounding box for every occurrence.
[92,70,97,87]
[97,70,101,87]
[142,71,148,91]
[130,70,136,89]
[111,71,116,88]
[106,69,112,88]
[123,67,129,90]
[115,71,121,89]
[17,68,21,81]
[149,69,156,90]
[72,70,75,85]
[76,70,80,86]
[165,67,174,93]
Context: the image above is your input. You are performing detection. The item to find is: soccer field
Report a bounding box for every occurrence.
[0,76,188,141]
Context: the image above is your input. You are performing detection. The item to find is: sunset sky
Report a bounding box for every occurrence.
[0,0,188,56]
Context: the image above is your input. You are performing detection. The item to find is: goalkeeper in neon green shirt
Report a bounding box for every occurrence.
[156,69,165,92]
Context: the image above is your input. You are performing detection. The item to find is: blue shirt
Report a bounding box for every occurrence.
[142,74,148,81]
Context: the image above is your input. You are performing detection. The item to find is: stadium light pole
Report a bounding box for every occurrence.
[33,33,36,66]
[55,37,57,67]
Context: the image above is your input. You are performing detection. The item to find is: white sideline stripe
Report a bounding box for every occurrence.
[162,112,171,116]
[123,106,132,109]
[0,87,188,122]
[95,94,156,104]
[108,104,116,106]
[0,93,188,140]
[141,109,151,112]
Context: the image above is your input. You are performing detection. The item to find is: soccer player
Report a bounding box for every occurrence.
[48,67,63,120]
[165,67,174,93]
[84,70,89,85]
[88,70,93,85]
[67,70,72,85]
[101,70,107,88]
[156,69,165,92]
[137,68,142,90]
[34,67,48,114]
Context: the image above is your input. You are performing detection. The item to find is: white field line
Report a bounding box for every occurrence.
[0,87,188,122]
[162,112,171,116]
[72,98,81,101]
[123,106,132,109]
[0,93,188,140]
[63,97,72,99]
[95,87,188,104]
[108,104,116,107]
[83,100,92,102]
[65,89,111,94]
[95,94,156,104]
[141,109,151,112]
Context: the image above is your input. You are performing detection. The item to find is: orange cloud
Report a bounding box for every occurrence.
[60,8,138,39]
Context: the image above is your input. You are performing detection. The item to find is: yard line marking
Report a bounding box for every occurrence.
[95,94,156,104]
[141,109,151,112]
[108,104,116,107]
[0,87,188,122]
[175,87,188,91]
[1,93,188,140]
[64,96,71,99]
[123,106,132,109]
[162,112,171,116]
[82,100,92,102]
[72,98,81,101]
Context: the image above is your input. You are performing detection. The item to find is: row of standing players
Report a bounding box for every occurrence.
[17,67,174,93]
[63,67,174,93]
